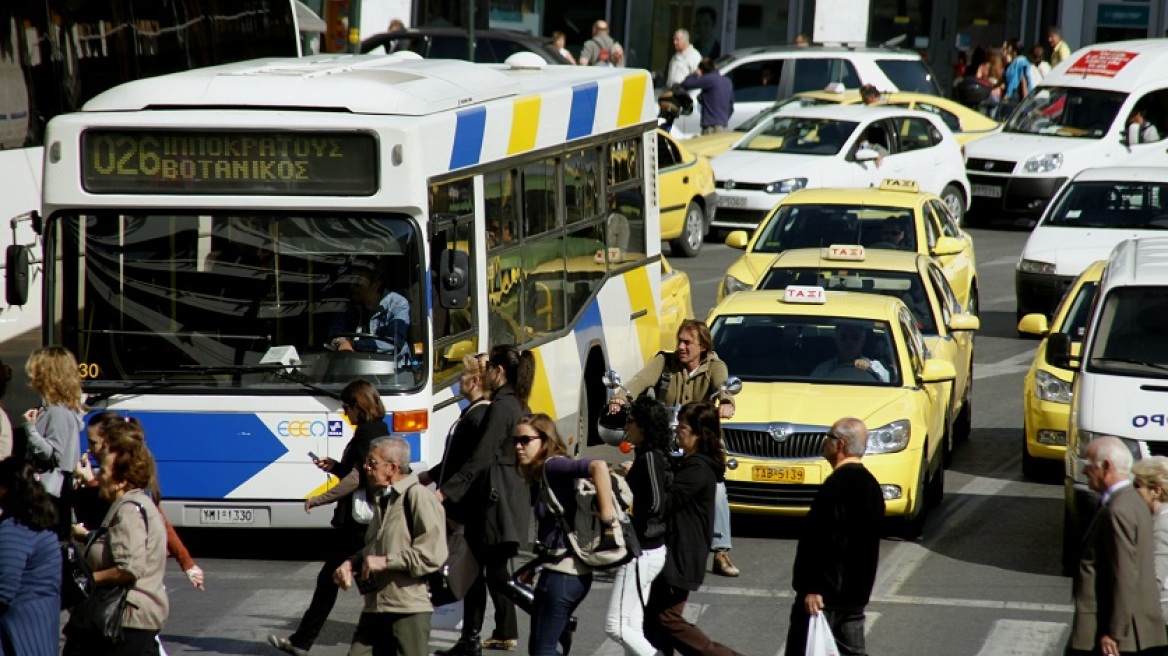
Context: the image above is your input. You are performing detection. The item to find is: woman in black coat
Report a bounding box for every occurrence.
[644,403,742,656]
[269,378,389,656]
[436,345,535,655]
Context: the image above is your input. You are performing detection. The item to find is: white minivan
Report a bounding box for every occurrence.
[964,40,1168,226]
[1050,237,1168,572]
[1015,167,1168,320]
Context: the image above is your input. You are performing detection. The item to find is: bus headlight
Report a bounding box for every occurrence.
[866,420,911,454]
[1034,370,1072,404]
[1023,153,1063,173]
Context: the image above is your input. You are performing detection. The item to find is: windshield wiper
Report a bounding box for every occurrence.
[1093,357,1168,373]
[175,364,341,400]
[86,375,198,405]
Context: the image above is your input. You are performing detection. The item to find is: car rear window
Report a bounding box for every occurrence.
[875,59,940,95]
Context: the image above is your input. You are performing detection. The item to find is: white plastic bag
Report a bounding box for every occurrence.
[805,612,841,656]
[431,599,464,631]
[351,487,375,524]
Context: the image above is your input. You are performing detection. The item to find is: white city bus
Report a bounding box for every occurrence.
[0,0,300,410]
[31,53,690,527]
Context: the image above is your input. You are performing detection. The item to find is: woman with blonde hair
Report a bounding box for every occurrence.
[1133,455,1168,625]
[515,413,617,656]
[23,346,85,537]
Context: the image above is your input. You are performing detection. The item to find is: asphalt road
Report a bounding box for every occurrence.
[159,226,1070,656]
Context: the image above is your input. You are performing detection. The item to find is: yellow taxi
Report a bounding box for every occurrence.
[657,129,716,257]
[720,181,978,315]
[684,90,1000,158]
[1016,260,1105,479]
[754,246,979,465]
[708,286,955,535]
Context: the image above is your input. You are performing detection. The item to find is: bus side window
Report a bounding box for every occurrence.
[430,179,478,386]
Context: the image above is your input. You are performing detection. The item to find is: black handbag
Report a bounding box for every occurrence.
[60,538,94,610]
[428,530,478,607]
[65,501,149,642]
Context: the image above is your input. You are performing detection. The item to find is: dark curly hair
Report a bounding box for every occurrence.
[103,434,158,496]
[678,402,726,471]
[629,396,672,453]
[0,457,57,531]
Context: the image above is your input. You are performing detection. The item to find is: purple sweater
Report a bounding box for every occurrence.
[535,456,595,551]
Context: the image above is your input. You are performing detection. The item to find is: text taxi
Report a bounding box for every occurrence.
[754,246,979,465]
[720,180,978,316]
[707,285,955,535]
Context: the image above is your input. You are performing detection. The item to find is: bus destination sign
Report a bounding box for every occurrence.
[81,130,378,196]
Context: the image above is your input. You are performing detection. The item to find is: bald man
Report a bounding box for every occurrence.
[579,20,618,66]
[784,418,885,656]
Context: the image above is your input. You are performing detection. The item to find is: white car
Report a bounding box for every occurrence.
[710,105,971,231]
[1015,166,1168,320]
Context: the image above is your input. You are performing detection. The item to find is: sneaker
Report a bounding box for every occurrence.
[482,638,517,651]
[712,551,740,577]
[267,635,309,656]
[435,636,482,656]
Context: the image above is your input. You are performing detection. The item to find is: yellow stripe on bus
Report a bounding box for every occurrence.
[508,96,542,155]
[527,346,556,419]
[625,266,658,361]
[307,477,337,499]
[617,74,648,127]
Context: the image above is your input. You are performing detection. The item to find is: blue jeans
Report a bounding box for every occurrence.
[529,570,592,656]
[711,482,732,551]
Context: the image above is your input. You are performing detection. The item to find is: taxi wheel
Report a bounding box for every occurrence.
[670,203,705,258]
[927,451,945,509]
[942,184,966,223]
[954,395,973,443]
[967,286,980,317]
[900,452,929,539]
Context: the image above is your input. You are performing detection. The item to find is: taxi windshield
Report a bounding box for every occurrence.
[1003,86,1124,139]
[710,315,900,386]
[736,117,858,155]
[757,268,937,334]
[754,204,917,254]
[740,97,835,132]
[1087,287,1168,378]
[1045,181,1168,229]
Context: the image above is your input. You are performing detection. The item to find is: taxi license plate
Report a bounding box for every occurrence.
[751,466,805,483]
[971,184,1003,198]
[200,508,254,525]
[719,195,748,208]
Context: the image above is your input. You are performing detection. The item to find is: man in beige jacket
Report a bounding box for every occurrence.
[336,436,448,656]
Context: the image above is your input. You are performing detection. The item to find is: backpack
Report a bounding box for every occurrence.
[540,458,641,569]
[587,34,619,67]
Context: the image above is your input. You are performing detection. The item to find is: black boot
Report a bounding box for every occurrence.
[436,634,482,656]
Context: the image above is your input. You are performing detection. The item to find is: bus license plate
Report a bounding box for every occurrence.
[719,195,748,208]
[971,184,1002,198]
[200,508,254,525]
[752,466,804,483]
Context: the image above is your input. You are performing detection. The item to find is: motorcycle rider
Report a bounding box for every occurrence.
[605,319,740,577]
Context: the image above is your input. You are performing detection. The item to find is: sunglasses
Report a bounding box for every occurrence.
[513,433,543,446]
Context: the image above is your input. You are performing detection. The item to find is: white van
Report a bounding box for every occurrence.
[1015,166,1168,320]
[964,41,1168,226]
[1052,236,1168,572]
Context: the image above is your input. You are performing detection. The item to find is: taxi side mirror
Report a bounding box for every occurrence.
[1046,332,1078,370]
[855,148,880,162]
[931,236,964,256]
[947,313,980,332]
[1017,313,1050,336]
[919,358,956,384]
[725,231,749,249]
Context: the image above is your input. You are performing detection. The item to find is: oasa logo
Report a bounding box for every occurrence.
[278,420,328,438]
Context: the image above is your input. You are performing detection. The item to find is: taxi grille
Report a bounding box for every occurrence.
[724,428,827,459]
[726,481,821,507]
[716,180,768,191]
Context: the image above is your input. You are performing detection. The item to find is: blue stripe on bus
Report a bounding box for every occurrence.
[574,298,604,360]
[566,83,598,140]
[450,107,488,169]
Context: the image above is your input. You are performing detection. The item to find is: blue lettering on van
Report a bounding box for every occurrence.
[1133,415,1167,428]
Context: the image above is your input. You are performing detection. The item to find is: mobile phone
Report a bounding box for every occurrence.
[308,451,319,462]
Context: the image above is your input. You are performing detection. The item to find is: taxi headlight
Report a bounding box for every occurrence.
[866,419,911,454]
[1018,259,1055,275]
[1034,369,1072,404]
[764,178,807,194]
[1023,153,1063,173]
[1070,431,1141,482]
[722,275,752,296]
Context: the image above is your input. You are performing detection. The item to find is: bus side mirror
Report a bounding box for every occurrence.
[1046,332,1078,370]
[438,249,469,309]
[5,245,30,306]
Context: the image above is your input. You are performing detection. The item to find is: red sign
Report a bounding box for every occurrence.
[1065,50,1138,78]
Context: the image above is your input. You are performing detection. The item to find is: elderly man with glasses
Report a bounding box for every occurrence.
[784,418,885,656]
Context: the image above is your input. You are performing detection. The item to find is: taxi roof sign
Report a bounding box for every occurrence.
[783,285,827,304]
[825,244,866,261]
[879,178,919,192]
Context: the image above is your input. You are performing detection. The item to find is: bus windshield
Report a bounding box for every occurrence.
[1003,87,1125,139]
[50,212,426,393]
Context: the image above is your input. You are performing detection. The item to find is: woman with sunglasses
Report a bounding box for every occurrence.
[435,345,535,655]
[514,413,617,656]
[604,397,673,656]
[270,378,389,656]
[644,402,742,656]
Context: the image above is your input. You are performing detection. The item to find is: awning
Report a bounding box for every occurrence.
[295,1,327,33]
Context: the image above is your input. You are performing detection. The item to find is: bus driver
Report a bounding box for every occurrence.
[329,263,411,355]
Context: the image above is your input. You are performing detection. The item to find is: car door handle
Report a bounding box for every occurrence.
[630,309,648,320]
